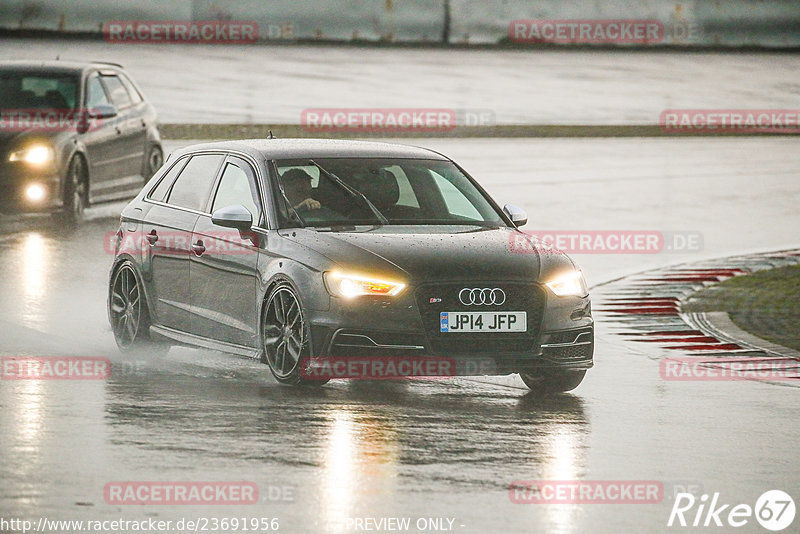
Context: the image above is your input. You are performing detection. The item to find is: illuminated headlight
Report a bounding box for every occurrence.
[324,271,406,298]
[24,183,47,203]
[9,145,55,166]
[546,270,588,297]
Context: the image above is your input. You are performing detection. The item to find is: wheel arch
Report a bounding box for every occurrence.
[257,274,316,361]
[108,255,158,329]
[258,274,301,333]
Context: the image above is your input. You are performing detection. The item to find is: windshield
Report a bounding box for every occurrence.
[0,71,79,110]
[274,158,507,228]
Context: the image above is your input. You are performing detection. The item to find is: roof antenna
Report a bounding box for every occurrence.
[267,130,276,139]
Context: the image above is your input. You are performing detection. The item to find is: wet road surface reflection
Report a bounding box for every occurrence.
[0,215,592,532]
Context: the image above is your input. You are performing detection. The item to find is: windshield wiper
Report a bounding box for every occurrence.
[308,160,389,225]
[271,161,306,228]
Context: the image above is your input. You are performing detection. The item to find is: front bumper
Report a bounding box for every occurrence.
[0,163,63,213]
[305,281,594,376]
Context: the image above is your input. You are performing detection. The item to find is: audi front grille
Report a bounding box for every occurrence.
[414,282,546,356]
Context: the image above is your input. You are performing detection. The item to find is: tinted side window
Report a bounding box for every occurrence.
[166,154,225,211]
[118,73,143,104]
[431,171,482,220]
[386,165,419,208]
[211,162,260,219]
[102,75,132,108]
[148,158,188,202]
[86,75,110,108]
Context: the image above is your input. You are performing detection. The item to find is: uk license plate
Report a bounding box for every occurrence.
[440,312,526,333]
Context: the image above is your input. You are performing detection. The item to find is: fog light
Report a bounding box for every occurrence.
[25,183,46,203]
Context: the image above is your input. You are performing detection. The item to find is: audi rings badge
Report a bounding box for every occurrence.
[458,288,506,306]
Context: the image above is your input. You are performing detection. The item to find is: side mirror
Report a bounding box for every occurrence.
[212,204,253,231]
[503,204,528,227]
[78,105,118,134]
[89,104,118,119]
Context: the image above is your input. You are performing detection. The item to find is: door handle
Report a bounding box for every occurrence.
[192,240,206,256]
[146,230,158,245]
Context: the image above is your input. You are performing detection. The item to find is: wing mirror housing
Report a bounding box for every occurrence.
[77,105,118,134]
[89,104,118,119]
[503,204,528,227]
[212,204,253,231]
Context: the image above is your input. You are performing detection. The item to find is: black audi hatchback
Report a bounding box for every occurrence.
[0,60,162,220]
[108,139,593,393]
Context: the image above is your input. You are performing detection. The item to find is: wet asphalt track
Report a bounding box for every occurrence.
[0,137,799,533]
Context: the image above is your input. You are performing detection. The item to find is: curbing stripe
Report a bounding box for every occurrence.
[685,311,800,360]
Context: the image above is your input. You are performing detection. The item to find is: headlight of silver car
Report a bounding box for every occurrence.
[8,144,55,166]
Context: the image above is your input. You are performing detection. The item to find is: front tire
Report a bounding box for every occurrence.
[519,369,586,395]
[59,156,87,224]
[261,282,327,386]
[109,261,169,356]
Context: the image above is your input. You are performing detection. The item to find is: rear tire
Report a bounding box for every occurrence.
[145,145,163,180]
[109,261,169,356]
[519,369,586,394]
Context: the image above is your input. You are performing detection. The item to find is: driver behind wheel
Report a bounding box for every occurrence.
[281,168,321,212]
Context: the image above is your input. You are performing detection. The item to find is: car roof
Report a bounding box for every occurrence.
[0,60,124,75]
[173,139,450,161]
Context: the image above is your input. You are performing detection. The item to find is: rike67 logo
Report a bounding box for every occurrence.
[668,490,795,531]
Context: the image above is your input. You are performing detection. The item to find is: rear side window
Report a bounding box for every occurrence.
[386,165,419,208]
[85,75,110,108]
[118,73,143,104]
[211,162,260,219]
[166,154,225,212]
[148,158,188,202]
[101,75,132,108]
[431,170,483,221]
